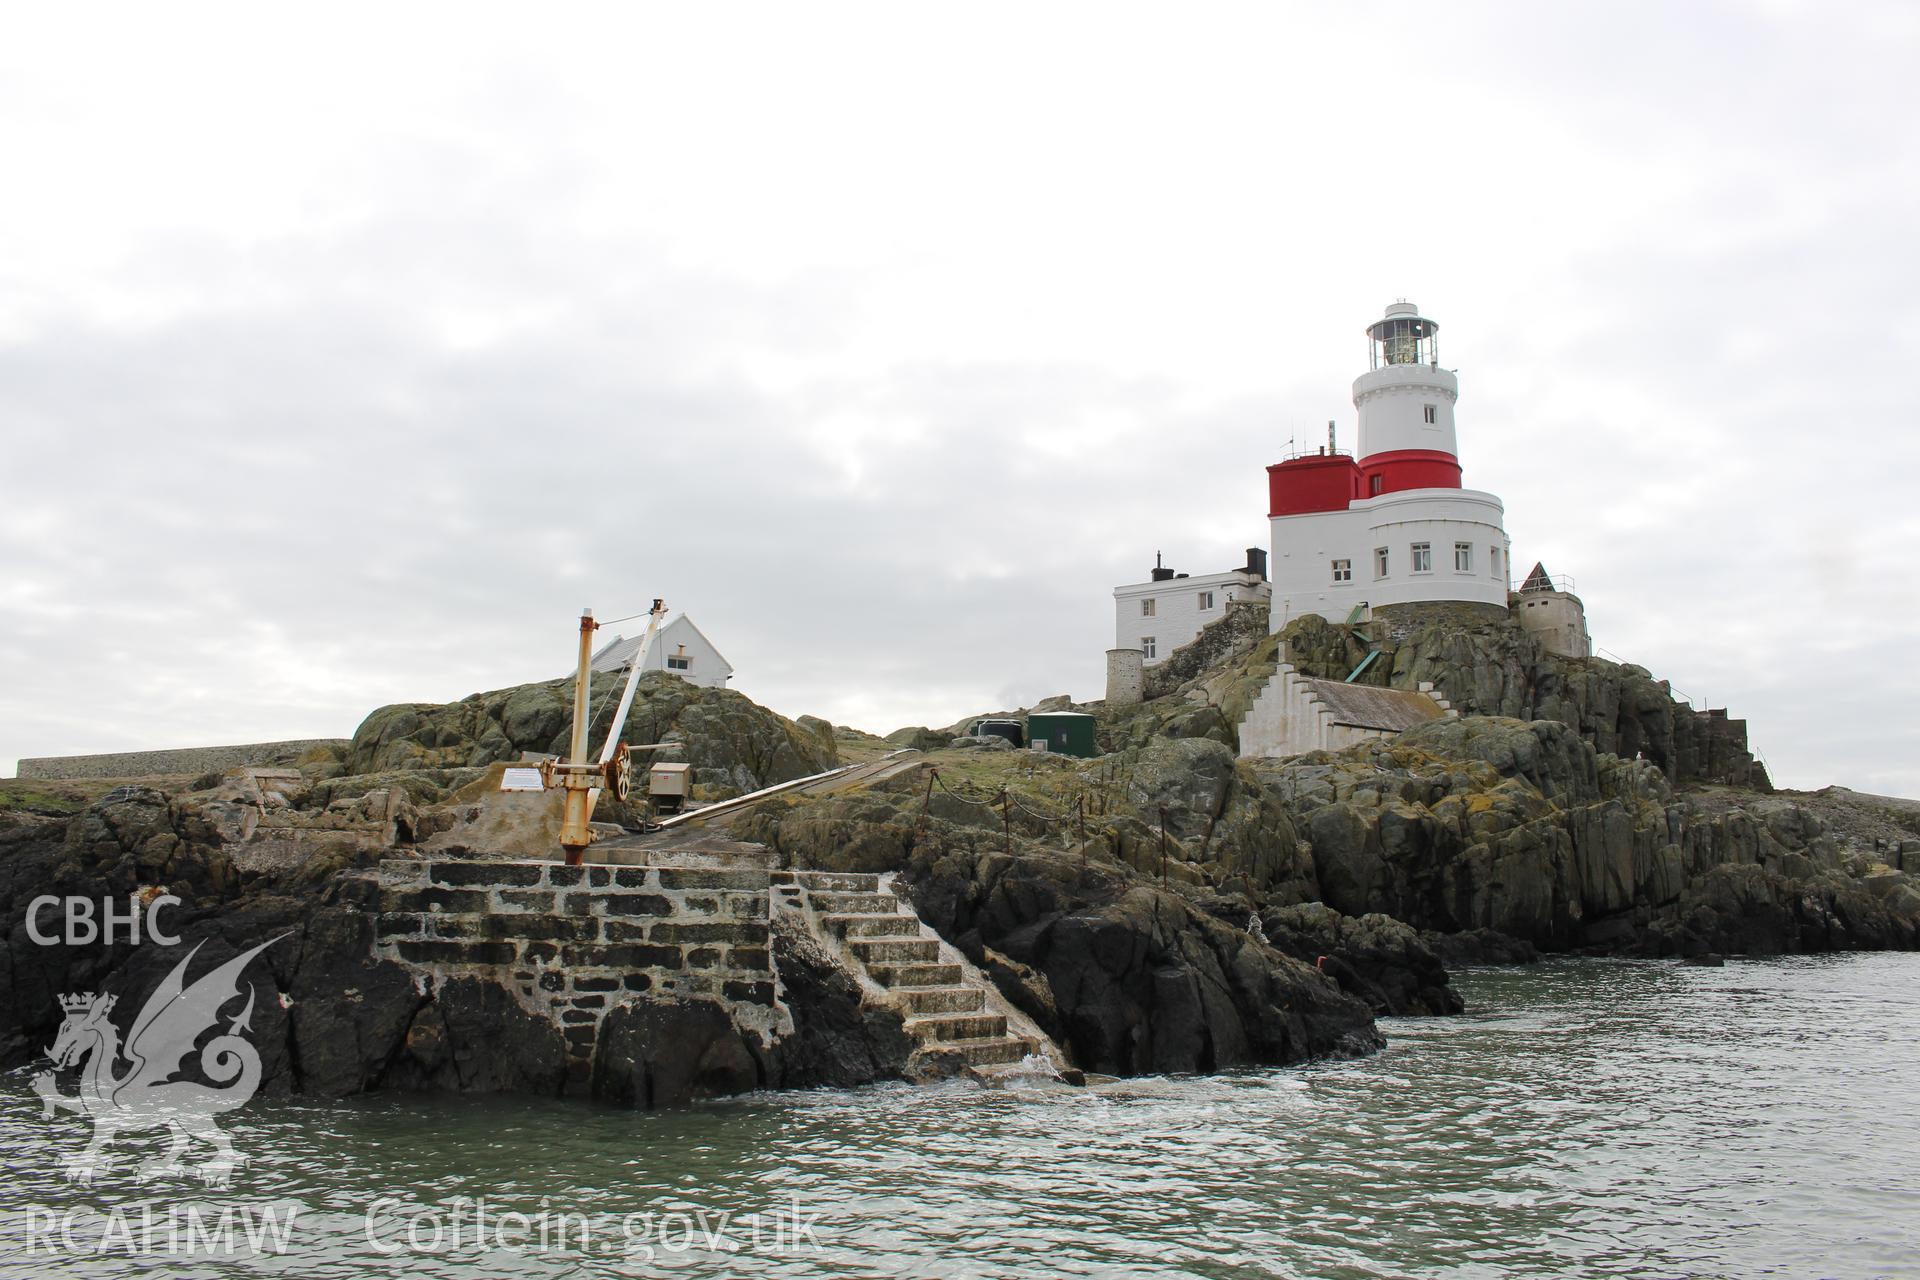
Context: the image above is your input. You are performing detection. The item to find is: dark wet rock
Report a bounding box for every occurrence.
[591,998,764,1107]
[1420,928,1539,967]
[285,903,423,1097]
[767,914,912,1089]
[902,842,1380,1075]
[1259,902,1464,1016]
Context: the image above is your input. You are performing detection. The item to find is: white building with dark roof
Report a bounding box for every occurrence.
[590,614,734,689]
[1112,549,1271,666]
[1238,662,1455,759]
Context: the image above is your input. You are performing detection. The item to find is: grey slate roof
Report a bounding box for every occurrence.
[590,633,647,673]
[1297,677,1445,732]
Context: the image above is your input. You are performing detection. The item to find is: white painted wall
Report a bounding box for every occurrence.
[1354,362,1459,459]
[1267,488,1512,628]
[1237,663,1385,758]
[1238,663,1455,759]
[645,615,733,687]
[1113,569,1271,664]
[592,614,735,688]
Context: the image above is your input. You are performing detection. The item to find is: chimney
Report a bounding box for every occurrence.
[1149,551,1175,583]
[1244,547,1268,580]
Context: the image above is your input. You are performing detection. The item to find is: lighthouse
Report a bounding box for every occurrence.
[1263,302,1512,628]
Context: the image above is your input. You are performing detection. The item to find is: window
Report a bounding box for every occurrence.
[1411,542,1432,573]
[1141,598,1156,617]
[666,655,691,671]
[1332,558,1352,582]
[1374,547,1389,578]
[1141,636,1157,660]
[1197,591,1215,610]
[1454,541,1473,571]
[1370,474,1384,496]
[1491,547,1503,578]
[1423,404,1437,424]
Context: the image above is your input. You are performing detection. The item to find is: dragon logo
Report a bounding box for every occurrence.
[32,935,284,1188]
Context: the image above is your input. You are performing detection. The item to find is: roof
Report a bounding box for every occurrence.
[1520,561,1555,593]
[589,614,734,675]
[1113,569,1269,595]
[1297,677,1445,732]
[590,631,652,673]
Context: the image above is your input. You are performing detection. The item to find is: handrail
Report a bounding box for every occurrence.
[1517,572,1576,594]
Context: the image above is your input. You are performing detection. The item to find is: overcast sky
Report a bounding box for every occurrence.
[2,3,1916,795]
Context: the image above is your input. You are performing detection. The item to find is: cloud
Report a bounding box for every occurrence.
[1,3,1916,796]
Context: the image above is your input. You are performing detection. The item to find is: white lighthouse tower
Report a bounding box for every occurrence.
[1263,301,1512,627]
[1356,303,1459,470]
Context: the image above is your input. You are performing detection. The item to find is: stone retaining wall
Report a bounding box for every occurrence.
[15,738,347,781]
[1371,599,1510,642]
[372,859,783,1070]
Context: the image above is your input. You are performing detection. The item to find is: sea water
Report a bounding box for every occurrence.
[2,954,1915,1279]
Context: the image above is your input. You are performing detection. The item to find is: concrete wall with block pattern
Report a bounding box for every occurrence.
[371,859,784,1069]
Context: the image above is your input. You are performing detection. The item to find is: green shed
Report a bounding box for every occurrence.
[1027,711,1098,758]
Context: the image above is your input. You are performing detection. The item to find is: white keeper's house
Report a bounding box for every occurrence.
[590,614,735,689]
[1112,549,1272,665]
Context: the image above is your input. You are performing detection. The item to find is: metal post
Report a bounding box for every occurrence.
[570,609,593,764]
[1158,807,1168,887]
[915,767,937,841]
[559,608,599,865]
[1077,794,1087,872]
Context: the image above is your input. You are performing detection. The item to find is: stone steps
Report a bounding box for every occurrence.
[772,869,884,893]
[784,869,1055,1080]
[894,986,985,1014]
[809,891,904,916]
[904,1012,1007,1042]
[824,913,923,939]
[924,1036,1035,1067]
[849,937,940,965]
[866,961,964,987]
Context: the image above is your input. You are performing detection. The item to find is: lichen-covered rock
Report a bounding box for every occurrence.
[1300,610,1765,789]
[1122,738,1238,838]
[884,726,949,753]
[346,671,835,793]
[1238,715,1918,956]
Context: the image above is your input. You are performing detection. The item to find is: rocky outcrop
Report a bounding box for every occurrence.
[901,841,1381,1074]
[734,772,1382,1072]
[0,782,908,1106]
[12,596,1913,1109]
[1256,903,1464,1016]
[1278,612,1765,789]
[1142,598,1272,700]
[1241,715,1920,957]
[766,914,915,1088]
[346,671,835,796]
[747,638,1919,1000]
